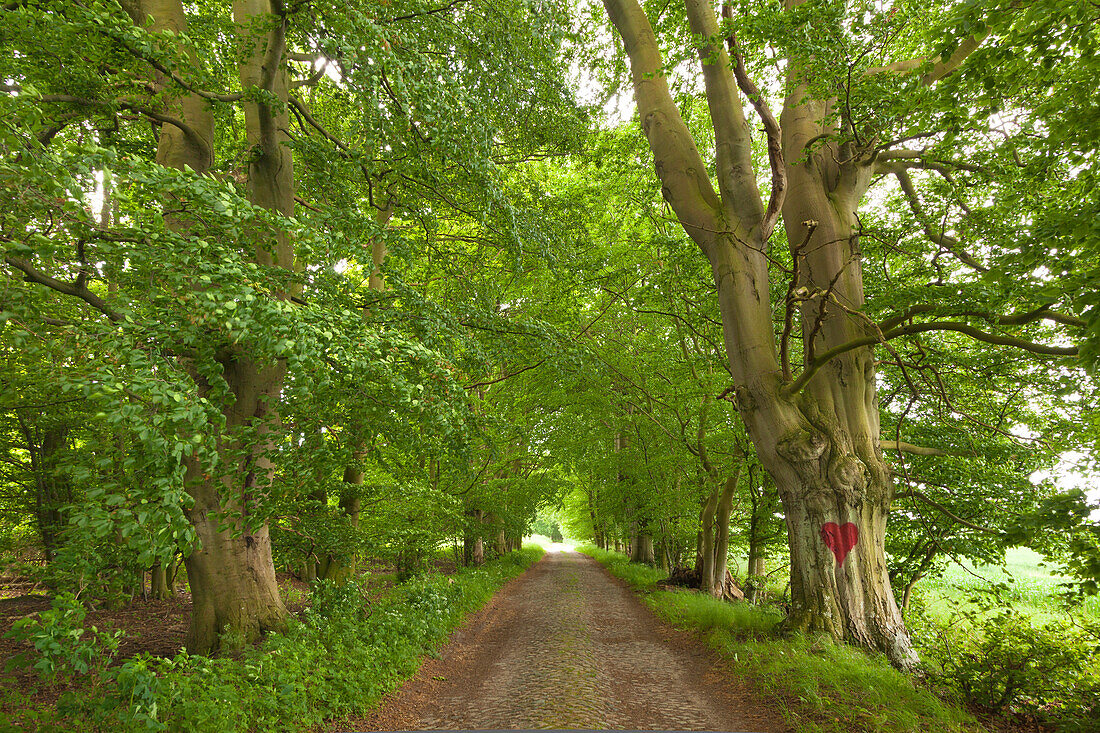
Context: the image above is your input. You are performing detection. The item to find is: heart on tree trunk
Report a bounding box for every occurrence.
[820,522,859,565]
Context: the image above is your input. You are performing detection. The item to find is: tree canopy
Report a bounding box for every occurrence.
[0,0,1097,672]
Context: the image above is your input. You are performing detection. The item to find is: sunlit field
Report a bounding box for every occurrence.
[917,547,1100,623]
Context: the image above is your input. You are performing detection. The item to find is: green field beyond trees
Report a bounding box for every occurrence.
[1,0,1099,730]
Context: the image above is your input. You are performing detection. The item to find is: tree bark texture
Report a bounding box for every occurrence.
[630,532,655,565]
[126,0,292,653]
[697,473,742,599]
[603,0,916,668]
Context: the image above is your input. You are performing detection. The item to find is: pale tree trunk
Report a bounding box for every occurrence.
[603,0,917,668]
[464,509,485,566]
[697,473,743,599]
[150,564,171,599]
[122,0,293,653]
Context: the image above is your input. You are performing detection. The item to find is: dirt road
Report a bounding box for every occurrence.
[352,550,788,731]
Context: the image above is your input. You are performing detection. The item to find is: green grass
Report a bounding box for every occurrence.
[576,545,668,590]
[579,545,983,733]
[650,588,784,638]
[918,547,1100,624]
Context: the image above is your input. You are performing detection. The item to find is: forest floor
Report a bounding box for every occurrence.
[342,549,790,732]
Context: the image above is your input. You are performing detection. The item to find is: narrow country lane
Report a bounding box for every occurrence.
[352,550,789,732]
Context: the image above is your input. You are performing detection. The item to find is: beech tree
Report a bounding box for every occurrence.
[1,0,578,652]
[600,0,1093,667]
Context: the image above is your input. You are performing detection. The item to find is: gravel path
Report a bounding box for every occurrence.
[350,550,789,731]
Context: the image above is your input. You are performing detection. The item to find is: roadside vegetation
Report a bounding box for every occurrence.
[580,545,1099,733]
[1,546,543,731]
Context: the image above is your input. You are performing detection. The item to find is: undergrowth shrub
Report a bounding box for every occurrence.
[3,592,122,681]
[915,606,1100,731]
[6,545,544,731]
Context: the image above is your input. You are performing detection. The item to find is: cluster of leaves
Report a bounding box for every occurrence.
[3,592,122,681]
[913,601,1100,730]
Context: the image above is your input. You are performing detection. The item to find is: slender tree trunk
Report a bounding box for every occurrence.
[698,472,741,598]
[463,509,485,566]
[698,488,718,589]
[711,471,738,598]
[29,424,73,561]
[329,205,393,581]
[899,544,937,612]
[150,564,171,599]
[319,473,361,582]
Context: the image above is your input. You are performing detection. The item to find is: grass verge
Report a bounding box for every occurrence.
[1,545,544,732]
[578,545,983,733]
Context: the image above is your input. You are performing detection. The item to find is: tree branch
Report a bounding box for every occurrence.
[37,95,205,145]
[683,0,763,232]
[879,303,1086,333]
[602,0,721,247]
[881,440,946,456]
[383,0,471,23]
[894,489,1000,534]
[888,165,987,271]
[922,31,990,85]
[786,319,1078,395]
[864,29,990,86]
[4,255,121,322]
[103,25,245,103]
[258,0,288,95]
[875,148,985,175]
[722,3,784,243]
[463,358,548,390]
[288,96,349,151]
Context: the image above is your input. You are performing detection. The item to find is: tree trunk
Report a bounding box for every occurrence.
[330,205,393,581]
[150,563,171,599]
[320,465,363,583]
[697,489,718,589]
[746,550,766,603]
[630,531,655,565]
[698,472,739,597]
[32,425,73,561]
[602,0,917,669]
[185,507,286,652]
[123,0,294,654]
[463,509,484,566]
[711,472,738,598]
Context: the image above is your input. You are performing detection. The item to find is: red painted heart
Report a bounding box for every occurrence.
[820,522,859,565]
